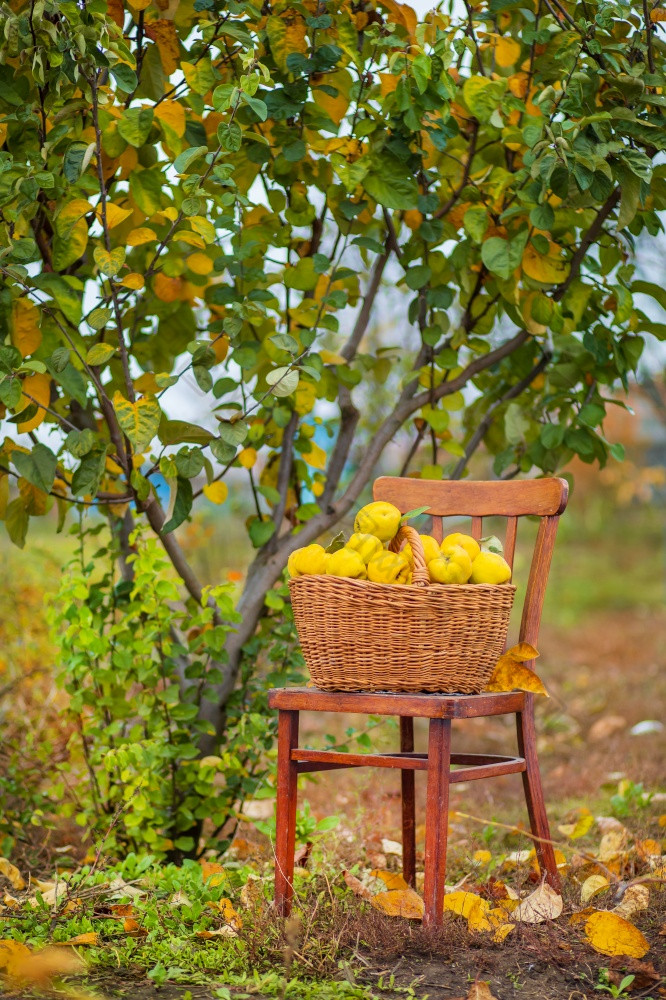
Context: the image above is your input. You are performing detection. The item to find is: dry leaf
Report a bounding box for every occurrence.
[443,890,487,919]
[370,888,424,919]
[584,910,650,958]
[200,861,226,887]
[196,926,237,939]
[123,917,145,934]
[0,858,26,891]
[485,645,547,695]
[110,903,134,917]
[492,922,515,943]
[636,839,661,859]
[598,830,627,863]
[343,870,372,901]
[3,893,20,908]
[169,891,192,908]
[218,897,243,930]
[369,870,410,891]
[239,875,263,910]
[473,850,492,865]
[466,982,499,1000]
[513,883,563,923]
[380,839,403,857]
[0,940,31,974]
[581,874,610,904]
[569,906,596,926]
[558,813,595,840]
[5,946,83,985]
[588,715,627,742]
[613,884,649,921]
[54,932,98,946]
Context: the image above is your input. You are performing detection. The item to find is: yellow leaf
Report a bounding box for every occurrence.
[113,392,161,451]
[303,441,327,470]
[485,651,548,696]
[636,838,661,858]
[187,252,213,275]
[153,273,185,302]
[99,203,132,229]
[120,272,145,289]
[266,9,308,74]
[11,298,42,358]
[154,100,186,138]
[580,874,610,904]
[175,230,206,249]
[598,830,627,863]
[2,893,20,908]
[54,932,99,947]
[584,911,650,958]
[314,69,352,124]
[144,20,180,76]
[320,350,347,365]
[189,216,215,244]
[473,850,492,865]
[0,940,33,975]
[127,227,157,246]
[203,482,228,505]
[17,374,51,433]
[650,6,666,19]
[0,858,26,890]
[513,883,562,923]
[131,0,152,8]
[444,891,487,920]
[558,813,594,840]
[210,334,229,364]
[378,72,400,96]
[218,897,243,929]
[2,945,82,986]
[495,36,521,67]
[19,478,50,515]
[94,245,126,277]
[492,922,514,943]
[369,870,410,891]
[238,448,257,469]
[200,861,225,886]
[522,242,570,285]
[370,888,424,919]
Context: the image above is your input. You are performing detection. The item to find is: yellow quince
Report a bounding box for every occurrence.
[346,532,384,564]
[287,543,329,577]
[441,532,480,561]
[470,551,512,585]
[429,545,473,584]
[354,501,401,542]
[326,546,367,579]
[367,550,411,585]
[402,533,441,565]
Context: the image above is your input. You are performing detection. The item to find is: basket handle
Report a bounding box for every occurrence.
[389,524,430,588]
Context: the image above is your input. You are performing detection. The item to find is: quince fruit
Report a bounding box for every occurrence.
[429,545,473,584]
[441,532,480,561]
[354,501,401,542]
[326,547,367,579]
[367,550,411,585]
[346,532,384,564]
[288,544,329,577]
[470,551,512,584]
[403,533,441,565]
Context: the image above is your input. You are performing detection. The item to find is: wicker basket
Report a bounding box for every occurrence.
[288,525,516,694]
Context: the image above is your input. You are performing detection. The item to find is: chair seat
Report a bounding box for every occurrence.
[268,686,526,719]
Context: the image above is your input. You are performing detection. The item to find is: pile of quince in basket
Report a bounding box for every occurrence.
[288,501,512,586]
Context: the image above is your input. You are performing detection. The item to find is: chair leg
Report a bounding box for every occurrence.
[516,702,560,891]
[423,718,451,927]
[275,709,299,915]
[400,717,416,888]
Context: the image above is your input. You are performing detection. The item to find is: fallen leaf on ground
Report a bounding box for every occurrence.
[343,870,372,900]
[473,850,492,865]
[370,888,424,919]
[485,644,547,695]
[598,830,628,863]
[444,890,487,919]
[513,883,563,923]
[570,906,596,926]
[2,893,20,908]
[0,859,26,891]
[110,903,134,917]
[218,897,243,930]
[608,957,661,990]
[239,875,263,909]
[636,839,661,859]
[584,910,650,958]
[369,870,410,891]
[0,943,82,985]
[381,839,403,856]
[587,715,627,743]
[200,861,226,886]
[613,884,649,921]
[558,813,595,839]
[463,982,499,1000]
[169,891,192,908]
[581,874,610,904]
[54,933,99,947]
[196,926,237,939]
[596,816,627,834]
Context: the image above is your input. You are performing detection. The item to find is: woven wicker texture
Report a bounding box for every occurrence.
[289,525,516,694]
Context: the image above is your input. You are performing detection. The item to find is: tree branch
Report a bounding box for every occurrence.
[553,188,620,302]
[268,410,298,540]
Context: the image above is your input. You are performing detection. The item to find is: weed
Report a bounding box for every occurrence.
[595,970,636,999]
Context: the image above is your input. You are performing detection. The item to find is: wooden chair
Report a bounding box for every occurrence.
[268,476,568,926]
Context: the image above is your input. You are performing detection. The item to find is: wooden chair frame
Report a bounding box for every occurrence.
[269,476,569,926]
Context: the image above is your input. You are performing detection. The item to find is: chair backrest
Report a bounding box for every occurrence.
[372,477,568,651]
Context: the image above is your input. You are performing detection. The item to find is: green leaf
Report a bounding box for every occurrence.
[217,122,242,152]
[113,392,162,451]
[87,307,113,331]
[13,443,57,493]
[463,206,489,243]
[71,450,106,497]
[481,232,527,280]
[158,419,215,446]
[173,146,209,174]
[266,367,299,397]
[404,265,432,290]
[248,516,275,548]
[463,75,507,122]
[162,477,193,534]
[284,258,318,291]
[94,246,126,277]
[5,497,28,548]
[529,203,554,230]
[118,107,154,148]
[401,505,431,523]
[364,154,418,211]
[65,428,95,457]
[86,343,116,366]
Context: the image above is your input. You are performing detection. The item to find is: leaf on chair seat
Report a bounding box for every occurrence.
[485,644,548,695]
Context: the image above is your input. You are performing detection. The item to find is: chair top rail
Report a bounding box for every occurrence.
[373,477,568,518]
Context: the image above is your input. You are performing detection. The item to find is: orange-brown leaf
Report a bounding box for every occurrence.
[145,20,180,75]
